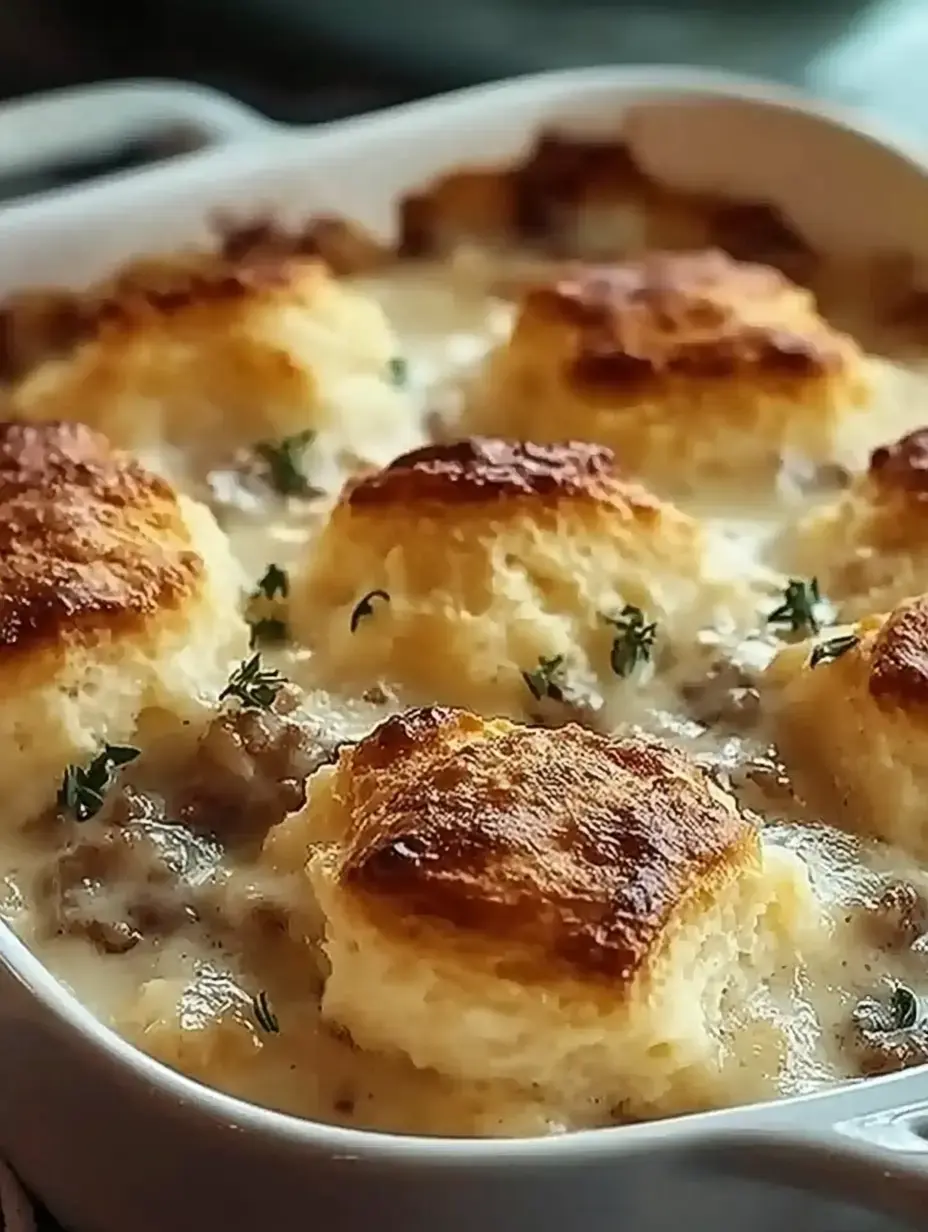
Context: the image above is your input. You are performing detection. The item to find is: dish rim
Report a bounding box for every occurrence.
[2,64,928,233]
[5,63,928,1162]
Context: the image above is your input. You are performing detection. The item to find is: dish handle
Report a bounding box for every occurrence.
[0,79,275,206]
[694,1070,928,1225]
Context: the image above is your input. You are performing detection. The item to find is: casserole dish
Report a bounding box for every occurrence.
[4,67,928,1232]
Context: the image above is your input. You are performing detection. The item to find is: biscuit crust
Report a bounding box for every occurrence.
[781,429,928,618]
[526,252,847,390]
[327,707,757,985]
[343,437,660,513]
[298,707,811,1118]
[869,426,928,497]
[767,595,928,858]
[867,595,928,708]
[292,437,726,715]
[0,420,200,671]
[0,419,247,828]
[469,250,869,488]
[7,253,414,471]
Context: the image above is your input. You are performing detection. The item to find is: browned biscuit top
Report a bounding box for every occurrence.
[0,419,202,663]
[329,707,757,985]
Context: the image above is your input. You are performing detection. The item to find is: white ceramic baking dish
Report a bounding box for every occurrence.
[3,68,928,1232]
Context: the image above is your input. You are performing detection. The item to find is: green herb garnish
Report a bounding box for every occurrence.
[891,985,919,1031]
[767,577,831,636]
[350,589,390,633]
[388,356,408,387]
[852,984,922,1037]
[522,655,567,703]
[220,654,284,710]
[252,989,280,1034]
[246,564,290,648]
[604,605,657,678]
[809,633,859,669]
[255,429,315,496]
[256,563,289,601]
[58,744,140,822]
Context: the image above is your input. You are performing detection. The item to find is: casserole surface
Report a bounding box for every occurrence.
[5,72,926,1232]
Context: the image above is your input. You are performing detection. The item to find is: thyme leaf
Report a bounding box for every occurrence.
[388,356,408,387]
[809,633,859,669]
[767,577,831,637]
[256,563,289,601]
[255,430,316,496]
[891,985,919,1031]
[58,744,140,822]
[604,605,658,678]
[246,564,290,647]
[522,655,567,702]
[350,589,390,633]
[852,983,920,1035]
[220,654,284,710]
[252,989,280,1034]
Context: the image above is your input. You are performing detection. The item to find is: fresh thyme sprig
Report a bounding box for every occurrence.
[255,429,316,496]
[767,577,831,637]
[604,605,658,678]
[256,563,289,601]
[522,655,567,702]
[246,564,290,648]
[855,984,920,1036]
[891,985,919,1030]
[58,744,140,822]
[252,989,280,1034]
[809,632,859,669]
[350,589,390,633]
[220,654,285,710]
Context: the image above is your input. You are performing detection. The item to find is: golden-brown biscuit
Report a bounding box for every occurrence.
[0,420,248,827]
[467,250,869,490]
[291,437,748,717]
[7,254,418,476]
[781,428,928,618]
[294,706,814,1119]
[766,593,928,858]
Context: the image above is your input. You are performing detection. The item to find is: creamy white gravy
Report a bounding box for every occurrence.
[4,257,928,1138]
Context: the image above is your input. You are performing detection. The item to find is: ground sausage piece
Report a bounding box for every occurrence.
[728,756,800,819]
[33,791,208,954]
[31,686,336,953]
[174,684,334,848]
[675,638,763,731]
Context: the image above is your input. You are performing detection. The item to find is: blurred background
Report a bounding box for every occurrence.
[2,0,927,132]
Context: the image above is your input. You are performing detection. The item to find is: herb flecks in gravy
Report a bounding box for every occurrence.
[219,655,287,712]
[767,578,833,638]
[349,589,391,634]
[246,565,291,650]
[255,430,318,498]
[809,632,860,668]
[388,356,409,387]
[521,655,568,703]
[58,745,141,823]
[252,989,281,1035]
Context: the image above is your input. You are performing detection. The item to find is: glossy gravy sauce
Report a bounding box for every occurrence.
[5,257,928,1138]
